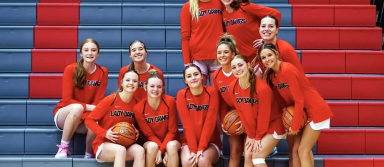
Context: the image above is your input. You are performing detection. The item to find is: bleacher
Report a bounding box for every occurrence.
[0,0,383,167]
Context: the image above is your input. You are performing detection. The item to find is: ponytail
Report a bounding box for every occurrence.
[248,68,256,106]
[263,68,274,88]
[190,0,200,21]
[73,59,86,89]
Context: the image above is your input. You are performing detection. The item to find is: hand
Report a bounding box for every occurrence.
[184,63,193,67]
[221,124,230,135]
[253,39,263,49]
[245,138,255,152]
[253,140,262,153]
[189,152,197,167]
[155,150,162,165]
[163,152,168,166]
[287,127,299,136]
[105,126,119,143]
[196,150,203,160]
[133,125,139,141]
[86,104,96,112]
[235,121,245,134]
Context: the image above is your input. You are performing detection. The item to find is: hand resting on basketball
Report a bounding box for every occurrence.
[105,126,119,143]
[134,127,139,141]
[235,121,245,134]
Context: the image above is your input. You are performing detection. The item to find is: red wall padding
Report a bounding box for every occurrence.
[351,76,384,99]
[34,26,78,49]
[318,129,365,154]
[330,0,371,4]
[301,50,345,73]
[292,5,334,26]
[366,129,384,154]
[32,49,77,73]
[374,159,384,167]
[296,27,339,49]
[359,102,384,126]
[289,0,329,4]
[37,3,79,26]
[40,0,81,2]
[328,101,358,126]
[346,51,384,74]
[324,159,373,167]
[307,75,351,99]
[335,5,376,26]
[29,74,62,98]
[339,28,382,50]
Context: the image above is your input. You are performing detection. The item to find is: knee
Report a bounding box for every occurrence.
[181,154,192,167]
[145,142,159,156]
[166,141,179,155]
[115,145,127,157]
[197,157,211,167]
[69,104,84,119]
[134,145,145,160]
[298,146,311,158]
[230,144,243,159]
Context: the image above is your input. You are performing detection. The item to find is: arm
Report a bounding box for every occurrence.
[92,68,109,106]
[198,89,220,151]
[84,96,111,138]
[255,82,272,140]
[133,103,162,147]
[160,98,179,153]
[62,65,86,110]
[176,90,198,153]
[180,3,192,64]
[248,3,281,27]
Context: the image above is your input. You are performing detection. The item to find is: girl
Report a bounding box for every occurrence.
[228,55,286,167]
[259,43,333,167]
[221,0,281,77]
[53,38,108,159]
[85,70,145,167]
[177,64,222,167]
[252,15,304,76]
[180,0,224,85]
[118,40,165,101]
[133,69,181,167]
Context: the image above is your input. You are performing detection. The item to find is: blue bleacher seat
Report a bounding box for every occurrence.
[122,26,166,49]
[0,0,38,2]
[264,4,292,27]
[277,27,296,48]
[297,50,302,61]
[122,3,165,25]
[24,126,74,155]
[0,74,29,98]
[0,49,31,72]
[23,156,72,167]
[166,74,185,97]
[77,49,122,73]
[165,26,181,49]
[73,157,135,167]
[0,127,25,154]
[81,0,123,2]
[107,74,118,95]
[166,50,184,72]
[123,0,163,2]
[122,50,167,72]
[78,26,122,49]
[0,100,26,126]
[0,157,22,167]
[79,3,122,25]
[164,4,182,25]
[0,26,34,49]
[26,99,59,126]
[0,3,36,26]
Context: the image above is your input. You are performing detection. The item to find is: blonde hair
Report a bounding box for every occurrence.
[190,0,200,21]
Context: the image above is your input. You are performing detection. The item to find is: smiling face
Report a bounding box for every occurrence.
[259,17,279,41]
[121,71,139,93]
[231,58,250,79]
[183,66,203,88]
[217,43,235,65]
[145,78,163,98]
[80,42,99,63]
[129,41,147,63]
[259,48,279,69]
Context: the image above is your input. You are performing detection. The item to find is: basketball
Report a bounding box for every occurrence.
[282,106,308,130]
[112,122,137,147]
[222,110,242,135]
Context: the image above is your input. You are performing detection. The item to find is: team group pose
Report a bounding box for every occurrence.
[52,0,333,167]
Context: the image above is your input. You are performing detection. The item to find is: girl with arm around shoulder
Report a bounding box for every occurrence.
[228,55,286,167]
[258,43,333,167]
[54,38,108,159]
[85,70,145,167]
[133,69,181,167]
[177,64,222,167]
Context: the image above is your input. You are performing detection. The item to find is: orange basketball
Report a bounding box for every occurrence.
[112,122,137,147]
[223,110,242,135]
[282,106,308,130]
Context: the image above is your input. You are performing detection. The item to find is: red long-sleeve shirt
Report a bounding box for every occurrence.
[228,77,281,140]
[180,0,224,64]
[133,94,180,153]
[270,62,333,131]
[223,3,281,62]
[117,64,164,101]
[212,67,237,124]
[85,93,138,154]
[176,86,222,153]
[53,63,108,119]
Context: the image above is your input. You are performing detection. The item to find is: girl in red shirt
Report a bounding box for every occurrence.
[177,64,222,167]
[228,55,286,167]
[180,0,224,85]
[118,40,165,101]
[221,0,281,76]
[258,43,333,167]
[133,69,181,167]
[53,38,108,159]
[85,70,145,167]
[252,15,304,76]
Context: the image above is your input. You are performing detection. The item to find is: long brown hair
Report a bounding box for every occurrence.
[230,0,250,11]
[233,55,256,105]
[257,43,280,87]
[73,38,100,89]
